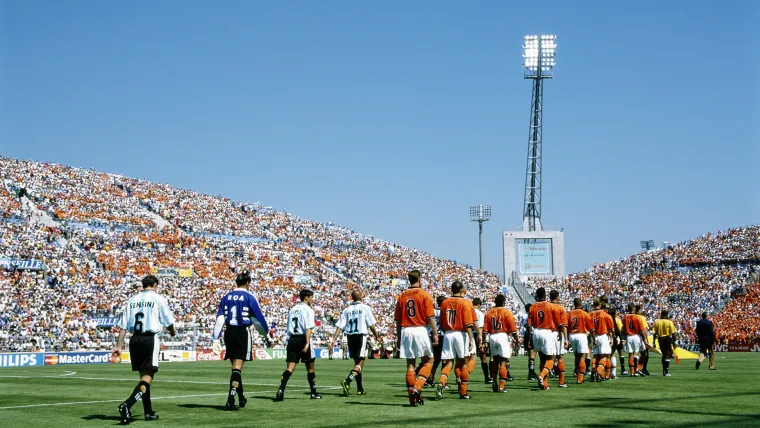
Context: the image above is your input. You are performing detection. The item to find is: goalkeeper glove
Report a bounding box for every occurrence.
[212,340,223,355]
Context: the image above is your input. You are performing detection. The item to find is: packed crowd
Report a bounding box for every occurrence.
[527,225,760,344]
[0,157,506,353]
[2,157,756,352]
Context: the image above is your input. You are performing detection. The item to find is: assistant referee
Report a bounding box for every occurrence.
[652,310,678,377]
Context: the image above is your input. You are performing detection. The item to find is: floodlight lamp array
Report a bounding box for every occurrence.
[523,35,557,73]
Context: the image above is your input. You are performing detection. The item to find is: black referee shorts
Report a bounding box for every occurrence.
[658,336,673,358]
[129,334,159,373]
[346,334,368,360]
[286,335,314,364]
[224,326,252,361]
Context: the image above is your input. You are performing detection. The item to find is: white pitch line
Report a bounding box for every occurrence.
[59,371,78,377]
[0,385,339,410]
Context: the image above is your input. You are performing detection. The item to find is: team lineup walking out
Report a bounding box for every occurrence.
[109,267,713,422]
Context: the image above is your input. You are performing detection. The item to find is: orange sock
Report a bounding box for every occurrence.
[439,364,452,385]
[597,357,606,378]
[459,362,470,395]
[628,356,635,375]
[558,360,565,385]
[406,369,416,388]
[499,365,507,390]
[578,359,586,383]
[414,361,431,390]
[604,359,611,379]
[467,359,475,374]
[541,360,554,389]
[454,366,461,383]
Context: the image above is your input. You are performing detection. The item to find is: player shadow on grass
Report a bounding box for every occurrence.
[347,401,416,408]
[81,414,123,422]
[177,403,229,411]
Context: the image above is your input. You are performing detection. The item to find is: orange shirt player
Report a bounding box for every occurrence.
[394,269,439,407]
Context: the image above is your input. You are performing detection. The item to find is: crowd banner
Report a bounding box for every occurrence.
[91,317,119,327]
[252,348,287,360]
[0,258,45,271]
[158,350,194,362]
[44,352,111,365]
[177,269,195,278]
[0,353,44,367]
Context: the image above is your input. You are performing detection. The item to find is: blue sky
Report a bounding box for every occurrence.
[1,1,758,275]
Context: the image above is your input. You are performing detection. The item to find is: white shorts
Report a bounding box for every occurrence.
[569,333,589,354]
[625,335,645,353]
[555,337,568,355]
[532,329,559,356]
[594,334,612,355]
[441,330,470,360]
[399,326,433,359]
[488,333,512,359]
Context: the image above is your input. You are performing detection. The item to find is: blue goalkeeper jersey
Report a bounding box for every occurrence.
[216,289,269,336]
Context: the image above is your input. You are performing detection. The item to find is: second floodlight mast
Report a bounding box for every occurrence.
[470,204,492,271]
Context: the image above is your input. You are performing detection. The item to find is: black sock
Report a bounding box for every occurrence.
[346,369,358,385]
[430,360,441,380]
[229,369,242,404]
[279,370,291,392]
[619,356,625,370]
[481,362,490,380]
[142,384,153,415]
[307,372,317,394]
[642,353,649,370]
[124,381,149,410]
[490,360,498,381]
[664,359,670,371]
[586,358,592,372]
[634,357,639,371]
[529,358,535,372]
[356,373,363,391]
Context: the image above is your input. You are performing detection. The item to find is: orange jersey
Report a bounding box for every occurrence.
[484,307,517,335]
[590,310,614,335]
[439,297,474,332]
[394,287,435,327]
[551,302,568,328]
[528,301,557,331]
[568,309,594,334]
[623,314,645,336]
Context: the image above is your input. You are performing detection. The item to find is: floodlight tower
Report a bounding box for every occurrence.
[470,204,492,270]
[522,35,557,232]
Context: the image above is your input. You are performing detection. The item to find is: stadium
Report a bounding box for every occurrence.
[2,2,759,428]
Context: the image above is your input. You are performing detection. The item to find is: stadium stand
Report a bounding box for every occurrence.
[0,157,506,353]
[1,157,757,353]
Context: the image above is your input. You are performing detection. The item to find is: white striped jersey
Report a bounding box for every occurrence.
[336,302,376,335]
[117,290,175,334]
[287,302,316,336]
[475,308,485,329]
[428,308,444,336]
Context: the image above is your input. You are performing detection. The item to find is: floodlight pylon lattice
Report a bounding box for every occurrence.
[521,34,556,232]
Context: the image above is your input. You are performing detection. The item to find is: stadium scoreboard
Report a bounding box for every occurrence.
[503,230,565,283]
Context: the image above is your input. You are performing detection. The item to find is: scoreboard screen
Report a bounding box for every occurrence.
[515,238,553,275]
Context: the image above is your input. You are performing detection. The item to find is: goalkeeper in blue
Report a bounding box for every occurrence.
[212,270,271,410]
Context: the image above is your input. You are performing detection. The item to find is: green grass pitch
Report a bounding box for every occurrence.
[1,354,759,427]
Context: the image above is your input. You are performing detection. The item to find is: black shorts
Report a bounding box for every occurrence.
[347,334,368,360]
[129,334,159,373]
[431,336,443,359]
[658,336,673,357]
[699,340,714,355]
[224,326,252,361]
[286,335,314,363]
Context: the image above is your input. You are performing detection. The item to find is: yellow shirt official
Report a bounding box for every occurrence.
[653,319,676,337]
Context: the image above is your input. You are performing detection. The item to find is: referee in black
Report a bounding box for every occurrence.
[212,270,271,410]
[695,312,717,370]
